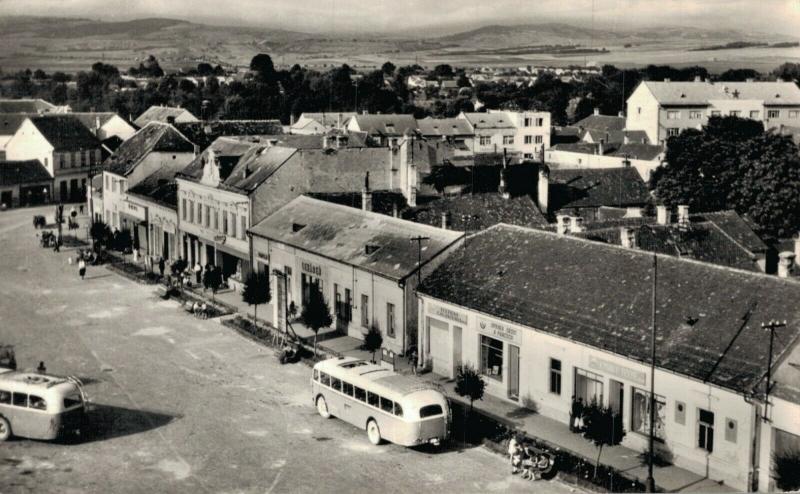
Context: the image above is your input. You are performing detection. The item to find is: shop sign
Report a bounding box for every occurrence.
[429,303,468,325]
[478,317,521,344]
[588,355,646,386]
[123,200,146,220]
[299,257,324,278]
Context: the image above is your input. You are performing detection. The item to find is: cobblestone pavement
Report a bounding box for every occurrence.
[0,206,580,494]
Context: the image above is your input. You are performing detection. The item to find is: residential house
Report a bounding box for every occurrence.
[346,114,418,146]
[0,114,30,159]
[125,167,182,264]
[417,223,800,491]
[458,110,550,158]
[416,117,474,155]
[626,78,800,145]
[0,160,52,208]
[133,105,199,128]
[69,112,137,142]
[5,115,102,202]
[290,112,356,135]
[249,195,463,354]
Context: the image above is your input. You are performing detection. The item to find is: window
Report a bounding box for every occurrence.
[313,369,319,381]
[367,391,380,408]
[419,404,443,418]
[63,393,82,409]
[698,408,714,452]
[480,335,503,380]
[204,206,210,227]
[212,208,218,230]
[729,110,741,117]
[342,381,354,397]
[667,110,680,120]
[750,110,760,119]
[240,215,247,240]
[29,395,46,410]
[725,418,737,443]
[181,199,187,221]
[479,136,491,146]
[387,303,396,337]
[524,153,533,159]
[549,358,562,395]
[380,397,394,414]
[768,110,780,119]
[197,203,203,225]
[223,212,228,233]
[637,107,641,115]
[112,179,117,193]
[12,392,27,407]
[535,118,544,126]
[534,135,543,144]
[330,377,341,391]
[666,128,680,137]
[503,136,514,145]
[320,372,330,387]
[0,389,9,404]
[354,386,366,402]
[575,368,603,404]
[44,157,49,168]
[394,402,403,417]
[790,110,799,118]
[106,175,110,190]
[711,110,721,117]
[361,294,369,328]
[689,111,702,119]
[524,117,532,126]
[230,212,236,237]
[524,135,533,144]
[631,388,666,440]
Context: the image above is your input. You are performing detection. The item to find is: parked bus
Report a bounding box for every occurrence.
[311,356,449,447]
[0,372,88,441]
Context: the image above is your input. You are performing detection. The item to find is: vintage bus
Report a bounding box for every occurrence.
[0,372,88,441]
[311,357,450,447]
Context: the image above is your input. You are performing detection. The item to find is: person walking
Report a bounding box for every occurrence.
[158,257,166,278]
[194,262,202,285]
[569,395,579,432]
[78,258,86,280]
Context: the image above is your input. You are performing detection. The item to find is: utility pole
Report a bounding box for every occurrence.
[762,320,786,422]
[409,236,429,288]
[645,250,657,493]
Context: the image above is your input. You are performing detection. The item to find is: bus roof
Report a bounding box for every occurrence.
[314,357,441,400]
[0,372,79,394]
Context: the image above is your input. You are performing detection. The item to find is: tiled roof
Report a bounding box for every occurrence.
[173,120,283,151]
[294,112,356,128]
[609,143,664,161]
[68,112,119,131]
[0,160,51,186]
[460,112,514,129]
[573,114,626,132]
[104,123,194,176]
[550,142,601,154]
[29,115,101,152]
[404,193,548,231]
[349,114,418,136]
[549,167,651,209]
[418,224,800,396]
[126,167,181,209]
[222,146,296,192]
[417,117,473,137]
[133,106,196,128]
[0,99,56,113]
[249,196,463,281]
[228,132,370,150]
[641,80,800,106]
[0,113,30,136]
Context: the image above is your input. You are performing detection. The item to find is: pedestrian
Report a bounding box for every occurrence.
[78,258,86,280]
[575,397,585,432]
[36,361,46,374]
[508,434,523,474]
[158,257,165,278]
[194,262,202,284]
[569,395,579,432]
[53,238,60,252]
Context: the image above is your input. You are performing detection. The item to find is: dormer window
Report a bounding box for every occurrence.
[365,244,380,255]
[292,222,306,233]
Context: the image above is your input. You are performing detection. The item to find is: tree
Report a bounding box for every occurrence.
[773,447,800,491]
[362,326,383,363]
[456,73,471,88]
[454,364,485,414]
[581,401,625,479]
[242,270,270,328]
[773,62,800,83]
[718,68,760,81]
[381,61,396,76]
[197,62,214,76]
[32,69,47,80]
[433,64,454,79]
[250,53,276,81]
[300,285,332,356]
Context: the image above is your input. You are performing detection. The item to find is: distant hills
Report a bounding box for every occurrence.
[0,16,797,73]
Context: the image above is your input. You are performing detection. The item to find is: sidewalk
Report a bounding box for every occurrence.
[418,373,734,493]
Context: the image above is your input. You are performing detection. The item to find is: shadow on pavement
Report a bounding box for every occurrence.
[69,404,179,444]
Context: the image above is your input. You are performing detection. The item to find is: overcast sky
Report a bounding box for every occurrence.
[2,0,799,36]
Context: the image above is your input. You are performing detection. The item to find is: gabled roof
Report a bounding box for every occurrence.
[418,224,800,396]
[609,143,664,161]
[639,80,800,106]
[294,112,356,129]
[349,114,418,136]
[28,115,101,151]
[69,112,123,131]
[549,167,651,209]
[460,112,515,129]
[417,117,473,137]
[126,166,182,209]
[0,160,51,186]
[173,120,283,151]
[133,106,197,127]
[249,196,463,281]
[573,114,626,133]
[104,122,194,176]
[0,99,56,113]
[0,113,31,137]
[404,193,548,231]
[222,146,297,192]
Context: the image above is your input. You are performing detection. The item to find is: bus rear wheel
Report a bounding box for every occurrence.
[0,416,11,441]
[367,419,382,445]
[316,396,330,419]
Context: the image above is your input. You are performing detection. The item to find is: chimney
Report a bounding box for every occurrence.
[537,164,549,213]
[694,75,701,82]
[778,251,796,278]
[677,204,690,226]
[570,216,585,233]
[593,107,600,116]
[656,205,670,225]
[620,227,637,248]
[556,214,570,235]
[362,172,372,212]
[598,138,605,156]
[441,212,451,230]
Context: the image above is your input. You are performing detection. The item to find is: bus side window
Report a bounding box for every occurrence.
[313,369,319,381]
[29,395,46,411]
[380,397,393,414]
[0,389,10,404]
[330,377,342,391]
[320,372,330,387]
[367,392,380,408]
[12,392,27,407]
[354,387,366,402]
[394,402,403,417]
[342,381,354,396]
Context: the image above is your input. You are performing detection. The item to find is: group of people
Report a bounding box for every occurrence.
[508,434,553,481]
[190,301,210,319]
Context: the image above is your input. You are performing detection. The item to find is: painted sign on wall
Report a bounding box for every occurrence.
[588,355,647,386]
[478,317,522,344]
[429,303,468,325]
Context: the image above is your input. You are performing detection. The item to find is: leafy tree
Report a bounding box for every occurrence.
[250,53,276,81]
[242,270,270,328]
[433,64,454,79]
[90,220,111,248]
[196,62,214,76]
[51,71,71,83]
[362,325,383,363]
[32,69,47,80]
[381,61,396,75]
[718,68,760,81]
[773,62,800,83]
[454,364,485,414]
[456,73,471,88]
[300,285,332,356]
[581,401,625,479]
[773,447,800,491]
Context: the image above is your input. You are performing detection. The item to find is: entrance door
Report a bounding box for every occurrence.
[508,344,520,401]
[452,326,462,377]
[428,317,450,376]
[205,244,215,266]
[59,181,68,202]
[609,379,624,416]
[0,191,11,207]
[162,231,169,259]
[276,273,286,332]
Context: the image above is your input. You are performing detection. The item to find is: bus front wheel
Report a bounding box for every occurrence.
[367,419,382,445]
[316,396,331,419]
[0,416,11,441]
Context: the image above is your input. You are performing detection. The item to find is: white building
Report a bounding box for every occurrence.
[70,112,137,142]
[626,79,800,145]
[417,224,800,491]
[249,195,463,354]
[458,110,550,159]
[290,112,355,135]
[133,105,199,128]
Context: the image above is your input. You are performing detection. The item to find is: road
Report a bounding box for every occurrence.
[0,206,579,493]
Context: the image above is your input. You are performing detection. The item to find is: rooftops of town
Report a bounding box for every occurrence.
[549,167,651,209]
[639,80,800,106]
[104,122,195,176]
[0,160,51,186]
[28,115,102,152]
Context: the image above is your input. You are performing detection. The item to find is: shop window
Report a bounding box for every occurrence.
[387,303,396,337]
[631,387,666,440]
[675,401,686,425]
[698,408,714,452]
[725,418,737,443]
[549,358,562,395]
[480,335,503,380]
[574,368,603,405]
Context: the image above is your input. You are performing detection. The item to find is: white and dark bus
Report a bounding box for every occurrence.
[311,357,449,447]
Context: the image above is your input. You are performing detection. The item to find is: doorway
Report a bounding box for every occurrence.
[452,325,462,378]
[609,379,624,415]
[508,344,520,401]
[0,191,11,207]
